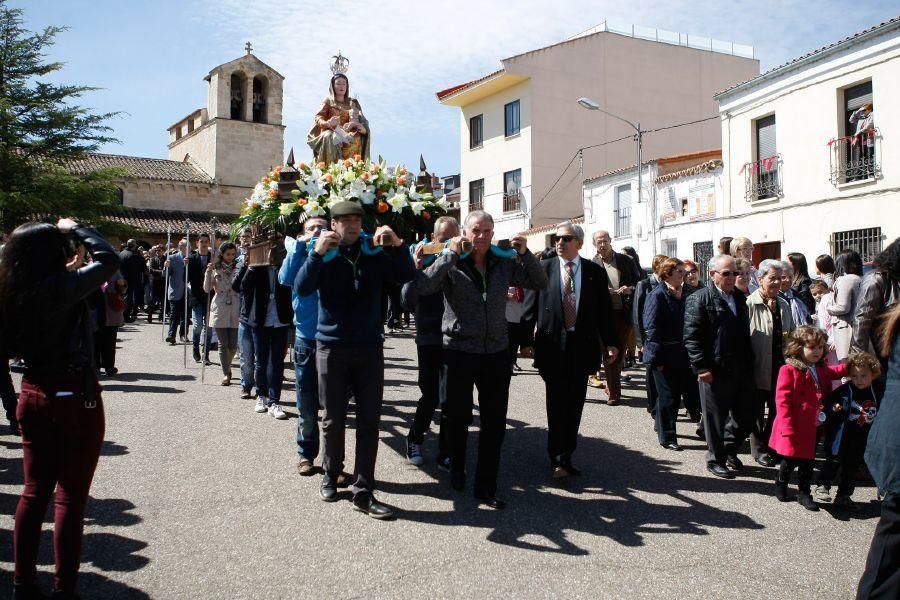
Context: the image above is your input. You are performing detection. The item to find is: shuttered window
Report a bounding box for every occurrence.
[845,81,873,112]
[756,115,777,161]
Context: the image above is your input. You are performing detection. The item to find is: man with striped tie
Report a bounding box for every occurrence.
[533,222,619,478]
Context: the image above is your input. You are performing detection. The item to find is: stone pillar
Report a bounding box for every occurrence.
[244,76,254,122]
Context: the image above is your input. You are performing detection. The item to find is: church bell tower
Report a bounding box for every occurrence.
[167,43,286,188]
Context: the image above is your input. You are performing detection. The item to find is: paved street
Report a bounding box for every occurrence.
[0,320,881,599]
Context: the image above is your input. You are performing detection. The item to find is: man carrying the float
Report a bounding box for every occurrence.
[417,210,548,509]
[297,201,414,519]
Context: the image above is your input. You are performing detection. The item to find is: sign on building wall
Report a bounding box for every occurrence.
[689,183,716,221]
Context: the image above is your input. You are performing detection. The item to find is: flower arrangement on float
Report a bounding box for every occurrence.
[233,154,450,239]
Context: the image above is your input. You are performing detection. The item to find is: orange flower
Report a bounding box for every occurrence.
[324,174,333,183]
[273,165,282,174]
[377,201,389,214]
[397,176,406,186]
[422,211,431,221]
[361,172,370,181]
[398,167,407,175]
[299,162,308,170]
[344,159,352,168]
[297,198,307,207]
[268,188,278,198]
[317,161,326,169]
[262,176,270,184]
[353,154,362,161]
[372,163,381,172]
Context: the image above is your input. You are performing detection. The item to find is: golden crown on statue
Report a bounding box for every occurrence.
[330,52,350,75]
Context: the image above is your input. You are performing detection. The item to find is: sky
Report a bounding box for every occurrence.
[13,0,899,180]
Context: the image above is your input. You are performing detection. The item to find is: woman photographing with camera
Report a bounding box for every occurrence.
[0,218,120,599]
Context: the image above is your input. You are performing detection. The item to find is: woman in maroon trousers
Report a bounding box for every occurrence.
[0,219,120,599]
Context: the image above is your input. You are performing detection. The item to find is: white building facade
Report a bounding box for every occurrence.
[715,17,900,263]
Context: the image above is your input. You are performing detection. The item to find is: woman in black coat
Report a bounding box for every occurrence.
[642,257,694,451]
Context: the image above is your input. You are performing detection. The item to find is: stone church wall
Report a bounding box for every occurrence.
[168,124,217,180]
[122,179,250,215]
[213,118,285,187]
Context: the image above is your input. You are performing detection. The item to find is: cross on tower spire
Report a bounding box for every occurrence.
[245,41,252,55]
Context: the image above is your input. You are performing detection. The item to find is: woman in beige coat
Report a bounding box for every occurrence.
[747,259,795,467]
[204,242,241,385]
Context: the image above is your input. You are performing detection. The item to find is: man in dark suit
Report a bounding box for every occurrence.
[684,254,755,479]
[119,239,148,323]
[187,232,213,364]
[534,223,619,478]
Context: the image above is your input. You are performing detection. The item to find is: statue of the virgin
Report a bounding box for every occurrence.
[307,68,370,164]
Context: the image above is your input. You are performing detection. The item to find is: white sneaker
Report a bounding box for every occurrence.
[269,403,287,420]
[255,397,268,413]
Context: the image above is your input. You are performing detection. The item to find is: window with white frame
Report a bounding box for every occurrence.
[662,239,677,258]
[469,114,483,149]
[504,100,520,137]
[468,179,484,210]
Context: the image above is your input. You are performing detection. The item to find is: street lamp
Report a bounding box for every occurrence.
[577,97,655,254]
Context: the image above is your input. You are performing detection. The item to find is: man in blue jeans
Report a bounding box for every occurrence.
[279,216,332,476]
[187,233,213,364]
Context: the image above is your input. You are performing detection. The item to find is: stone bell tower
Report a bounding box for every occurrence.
[167,43,285,188]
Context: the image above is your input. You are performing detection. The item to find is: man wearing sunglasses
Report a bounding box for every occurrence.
[684,254,755,479]
[534,223,618,478]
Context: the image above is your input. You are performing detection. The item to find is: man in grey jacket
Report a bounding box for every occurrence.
[164,239,188,344]
[418,210,548,509]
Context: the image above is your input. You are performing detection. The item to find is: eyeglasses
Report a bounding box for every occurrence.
[556,235,575,243]
[716,270,737,277]
[684,269,698,274]
[675,268,687,274]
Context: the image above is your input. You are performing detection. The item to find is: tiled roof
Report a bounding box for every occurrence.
[436,69,505,101]
[715,15,900,98]
[66,153,214,184]
[101,208,237,235]
[521,216,584,237]
[655,159,723,183]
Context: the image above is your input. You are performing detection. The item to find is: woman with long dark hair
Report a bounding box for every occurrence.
[787,252,816,313]
[828,249,863,362]
[204,241,241,385]
[0,219,120,599]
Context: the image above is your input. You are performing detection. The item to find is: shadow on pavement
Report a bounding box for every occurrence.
[372,399,765,554]
[101,384,186,394]
[0,438,150,597]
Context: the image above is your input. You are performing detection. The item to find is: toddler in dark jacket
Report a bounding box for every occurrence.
[815,352,881,510]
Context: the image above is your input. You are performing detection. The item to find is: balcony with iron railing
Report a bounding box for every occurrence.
[829,128,880,185]
[503,190,521,213]
[743,155,783,201]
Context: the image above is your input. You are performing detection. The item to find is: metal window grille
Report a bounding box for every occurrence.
[614,184,631,238]
[468,179,484,210]
[503,191,520,213]
[662,239,677,257]
[830,129,879,184]
[503,169,521,213]
[694,241,714,285]
[830,227,882,263]
[744,155,783,201]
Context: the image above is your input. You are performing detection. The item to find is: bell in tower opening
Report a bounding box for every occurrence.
[230,73,246,120]
[252,76,267,123]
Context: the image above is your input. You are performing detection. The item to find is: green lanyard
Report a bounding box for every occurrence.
[342,250,361,290]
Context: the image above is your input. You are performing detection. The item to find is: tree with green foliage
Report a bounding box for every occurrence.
[0,0,129,235]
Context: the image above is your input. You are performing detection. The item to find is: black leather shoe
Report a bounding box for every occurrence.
[798,493,819,511]
[562,462,582,476]
[662,442,682,451]
[755,454,777,468]
[474,493,506,510]
[450,469,465,491]
[352,493,394,519]
[707,462,735,479]
[725,456,744,471]
[13,580,50,599]
[320,475,338,502]
[695,426,705,440]
[165,336,176,345]
[774,479,790,502]
[193,348,201,363]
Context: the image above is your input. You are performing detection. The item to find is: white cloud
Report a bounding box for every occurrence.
[188,0,898,173]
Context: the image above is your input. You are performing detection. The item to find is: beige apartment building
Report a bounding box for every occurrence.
[437,22,759,240]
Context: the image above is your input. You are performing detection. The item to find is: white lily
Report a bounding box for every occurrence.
[410,201,426,216]
[301,178,326,200]
[388,194,408,213]
[359,185,376,205]
[436,197,450,210]
[347,178,367,199]
[407,186,421,201]
[304,201,325,217]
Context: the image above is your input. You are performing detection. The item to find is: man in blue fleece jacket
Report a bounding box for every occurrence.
[296,201,414,519]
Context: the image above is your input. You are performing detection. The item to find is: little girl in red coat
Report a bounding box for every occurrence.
[770,325,848,511]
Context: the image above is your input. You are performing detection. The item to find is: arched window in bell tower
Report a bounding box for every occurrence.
[252,76,268,123]
[230,72,246,120]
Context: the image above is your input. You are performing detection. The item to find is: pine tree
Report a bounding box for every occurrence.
[0,0,126,233]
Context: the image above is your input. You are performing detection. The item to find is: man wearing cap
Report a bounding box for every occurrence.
[296,201,415,519]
